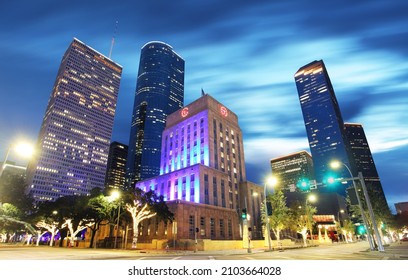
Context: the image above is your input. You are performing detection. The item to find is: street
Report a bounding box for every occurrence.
[0,241,407,260]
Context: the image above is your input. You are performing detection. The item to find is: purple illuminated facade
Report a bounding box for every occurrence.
[136,94,263,241]
[137,94,247,209]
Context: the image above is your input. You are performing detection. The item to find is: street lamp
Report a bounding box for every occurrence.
[305,194,317,244]
[0,141,34,178]
[110,190,121,249]
[330,161,384,252]
[264,176,276,251]
[337,209,345,242]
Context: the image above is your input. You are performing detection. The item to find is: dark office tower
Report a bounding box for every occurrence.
[26,38,122,202]
[126,41,184,188]
[294,60,351,196]
[271,151,315,193]
[105,142,128,189]
[344,123,388,209]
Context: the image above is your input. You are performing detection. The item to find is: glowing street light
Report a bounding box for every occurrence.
[307,194,317,203]
[330,160,384,252]
[306,194,317,243]
[0,141,34,178]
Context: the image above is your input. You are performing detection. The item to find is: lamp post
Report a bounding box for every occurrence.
[306,194,317,244]
[0,142,34,178]
[330,161,383,251]
[263,177,276,252]
[110,190,121,249]
[337,209,345,242]
[358,171,384,252]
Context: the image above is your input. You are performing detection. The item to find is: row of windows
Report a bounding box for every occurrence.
[189,215,233,239]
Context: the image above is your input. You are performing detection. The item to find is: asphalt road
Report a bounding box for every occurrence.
[0,240,407,260]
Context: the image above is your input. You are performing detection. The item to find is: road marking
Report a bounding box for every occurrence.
[172,256,182,260]
[208,256,215,260]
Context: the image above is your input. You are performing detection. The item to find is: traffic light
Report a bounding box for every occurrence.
[357,224,366,235]
[266,201,272,216]
[195,227,199,233]
[297,178,310,191]
[241,208,247,219]
[323,172,338,186]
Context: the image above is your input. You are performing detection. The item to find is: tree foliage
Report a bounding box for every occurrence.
[288,200,317,246]
[261,190,291,241]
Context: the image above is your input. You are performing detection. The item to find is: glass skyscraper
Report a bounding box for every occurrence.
[105,141,128,190]
[125,41,184,188]
[271,150,315,193]
[344,123,388,209]
[26,38,122,202]
[294,60,351,196]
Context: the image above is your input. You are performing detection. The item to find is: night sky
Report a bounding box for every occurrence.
[1,0,407,212]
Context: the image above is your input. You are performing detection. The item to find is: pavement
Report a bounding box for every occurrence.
[1,240,407,260]
[131,240,408,259]
[360,241,408,260]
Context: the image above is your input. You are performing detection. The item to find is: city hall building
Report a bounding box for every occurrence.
[135,93,263,242]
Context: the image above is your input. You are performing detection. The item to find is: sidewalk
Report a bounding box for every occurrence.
[137,241,408,258]
[361,242,408,260]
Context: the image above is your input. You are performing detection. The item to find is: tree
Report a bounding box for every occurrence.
[289,201,317,247]
[261,190,290,242]
[86,189,120,248]
[62,218,92,247]
[36,219,59,246]
[341,219,356,242]
[124,189,173,249]
[126,200,156,249]
[0,202,28,242]
[0,174,33,213]
[35,195,93,247]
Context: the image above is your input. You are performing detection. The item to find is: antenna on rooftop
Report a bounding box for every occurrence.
[108,20,119,59]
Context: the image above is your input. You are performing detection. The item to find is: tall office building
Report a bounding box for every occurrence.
[135,94,263,241]
[271,151,315,193]
[344,123,388,209]
[105,141,128,189]
[126,41,184,188]
[26,38,122,202]
[294,60,352,196]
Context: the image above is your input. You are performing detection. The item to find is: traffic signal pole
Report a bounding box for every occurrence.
[358,172,384,252]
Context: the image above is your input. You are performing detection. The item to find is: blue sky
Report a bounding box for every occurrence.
[0,0,407,212]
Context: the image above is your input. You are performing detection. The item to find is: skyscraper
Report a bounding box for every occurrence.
[26,38,122,202]
[126,41,184,188]
[294,60,351,196]
[105,141,128,190]
[344,123,388,209]
[271,151,315,193]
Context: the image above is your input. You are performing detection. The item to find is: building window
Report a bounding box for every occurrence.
[200,217,205,237]
[220,219,225,238]
[210,218,215,239]
[175,179,179,200]
[213,177,218,206]
[189,215,195,239]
